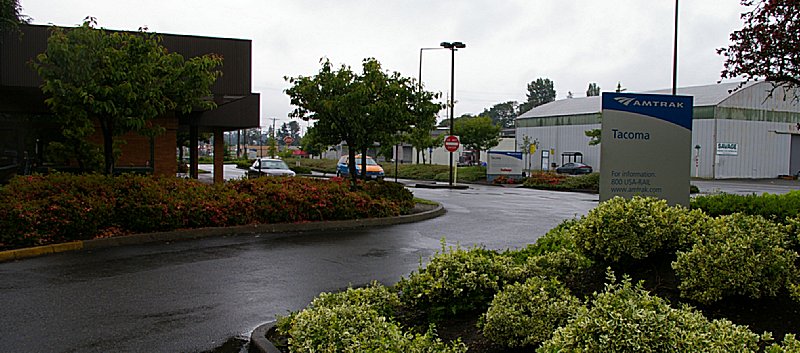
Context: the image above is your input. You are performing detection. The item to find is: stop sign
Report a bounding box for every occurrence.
[444,135,460,152]
[283,136,294,145]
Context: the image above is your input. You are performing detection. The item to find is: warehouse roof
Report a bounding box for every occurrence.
[517,81,750,120]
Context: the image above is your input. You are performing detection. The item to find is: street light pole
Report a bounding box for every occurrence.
[440,41,466,186]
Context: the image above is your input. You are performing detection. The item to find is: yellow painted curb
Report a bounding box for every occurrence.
[0,241,83,262]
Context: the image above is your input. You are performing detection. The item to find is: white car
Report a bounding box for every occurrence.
[248,158,296,177]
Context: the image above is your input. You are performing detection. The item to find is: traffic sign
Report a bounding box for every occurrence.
[283,136,294,145]
[444,135,460,152]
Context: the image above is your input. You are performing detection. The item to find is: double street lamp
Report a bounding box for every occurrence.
[440,41,466,186]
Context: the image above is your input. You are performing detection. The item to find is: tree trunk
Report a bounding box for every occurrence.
[360,148,368,181]
[347,147,358,189]
[99,118,115,175]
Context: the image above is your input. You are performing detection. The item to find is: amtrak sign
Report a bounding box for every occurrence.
[600,92,693,206]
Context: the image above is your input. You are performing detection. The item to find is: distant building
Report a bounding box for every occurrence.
[516,82,800,179]
[0,24,259,183]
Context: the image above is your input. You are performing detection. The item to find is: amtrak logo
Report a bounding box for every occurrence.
[614,96,685,108]
[614,97,636,106]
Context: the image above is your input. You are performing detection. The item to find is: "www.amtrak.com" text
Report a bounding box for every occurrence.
[610,186,663,193]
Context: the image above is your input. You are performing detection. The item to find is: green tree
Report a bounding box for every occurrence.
[285,58,439,185]
[34,18,222,174]
[0,0,29,35]
[454,115,501,165]
[586,82,601,96]
[519,78,556,113]
[584,128,601,145]
[299,126,326,157]
[719,0,800,101]
[481,101,519,128]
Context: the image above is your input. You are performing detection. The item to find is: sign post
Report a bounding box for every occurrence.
[600,92,693,206]
[444,135,460,185]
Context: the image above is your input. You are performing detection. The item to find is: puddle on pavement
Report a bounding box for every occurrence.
[199,336,249,353]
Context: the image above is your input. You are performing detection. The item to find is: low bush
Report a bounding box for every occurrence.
[481,277,581,348]
[524,248,593,285]
[234,158,254,169]
[276,282,400,336]
[570,196,709,263]
[0,174,414,250]
[522,172,599,192]
[539,274,764,353]
[673,213,799,304]
[361,180,415,214]
[491,175,521,185]
[396,243,521,321]
[691,190,800,222]
[523,171,567,187]
[767,334,800,352]
[284,157,338,174]
[507,219,580,262]
[286,302,466,353]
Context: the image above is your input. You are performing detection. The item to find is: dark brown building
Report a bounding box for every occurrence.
[0,24,259,182]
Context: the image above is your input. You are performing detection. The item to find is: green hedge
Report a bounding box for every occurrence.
[395,244,521,321]
[0,174,413,250]
[481,277,581,348]
[673,213,799,304]
[539,274,764,353]
[691,190,800,222]
[276,283,466,353]
[570,196,708,263]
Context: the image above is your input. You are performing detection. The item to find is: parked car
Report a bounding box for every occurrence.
[248,158,296,177]
[336,155,385,179]
[555,162,593,175]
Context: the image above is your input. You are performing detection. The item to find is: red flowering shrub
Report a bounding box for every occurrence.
[492,176,518,185]
[0,174,415,250]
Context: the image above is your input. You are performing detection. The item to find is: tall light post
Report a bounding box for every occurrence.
[440,41,465,186]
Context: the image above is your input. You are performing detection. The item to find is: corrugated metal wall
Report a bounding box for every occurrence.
[517,124,600,171]
[713,119,790,178]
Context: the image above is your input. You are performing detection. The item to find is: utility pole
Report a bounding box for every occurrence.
[269,118,278,158]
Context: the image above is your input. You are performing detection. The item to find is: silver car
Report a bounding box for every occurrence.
[248,158,296,177]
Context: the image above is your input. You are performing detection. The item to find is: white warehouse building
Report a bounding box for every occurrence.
[516,82,800,179]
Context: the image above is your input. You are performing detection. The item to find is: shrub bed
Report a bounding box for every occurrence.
[0,174,413,250]
[481,277,581,349]
[268,196,800,352]
[522,172,599,192]
[278,284,467,353]
[395,244,521,322]
[569,196,708,263]
[539,274,765,353]
[673,213,799,304]
[691,190,800,222]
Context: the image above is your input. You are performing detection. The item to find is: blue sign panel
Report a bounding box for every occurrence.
[600,92,694,206]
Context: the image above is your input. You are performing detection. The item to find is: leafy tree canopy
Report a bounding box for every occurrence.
[481,101,519,128]
[285,57,440,184]
[34,18,222,174]
[519,78,556,113]
[719,0,800,101]
[454,115,500,165]
[586,82,601,97]
[0,0,29,35]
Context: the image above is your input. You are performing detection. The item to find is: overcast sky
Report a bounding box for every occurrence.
[20,0,749,128]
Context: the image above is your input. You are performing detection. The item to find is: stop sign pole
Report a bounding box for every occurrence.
[444,135,460,185]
